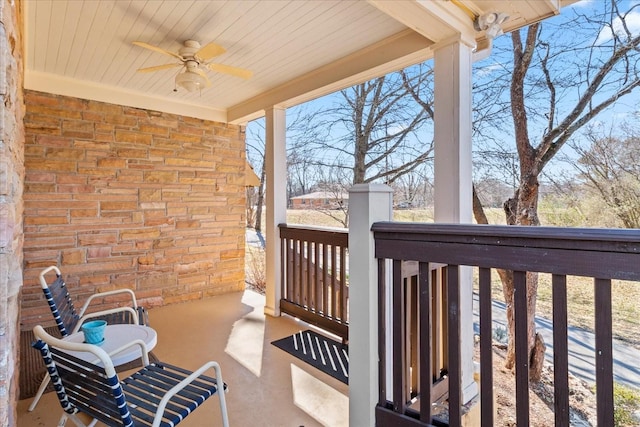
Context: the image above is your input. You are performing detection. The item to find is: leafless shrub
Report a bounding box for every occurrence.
[246,245,266,294]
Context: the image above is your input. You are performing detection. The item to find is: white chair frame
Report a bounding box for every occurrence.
[33,325,229,427]
[29,266,141,411]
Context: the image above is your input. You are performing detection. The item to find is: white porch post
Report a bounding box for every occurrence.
[264,106,286,317]
[433,40,478,403]
[348,183,393,427]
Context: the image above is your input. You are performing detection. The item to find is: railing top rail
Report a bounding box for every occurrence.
[279,223,349,245]
[372,222,640,281]
[279,223,348,234]
[372,222,640,252]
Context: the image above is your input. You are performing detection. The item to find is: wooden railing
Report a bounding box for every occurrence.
[372,222,640,427]
[399,261,449,405]
[279,224,349,341]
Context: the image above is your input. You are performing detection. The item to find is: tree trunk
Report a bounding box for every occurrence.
[246,189,256,228]
[472,185,489,225]
[499,176,546,381]
[495,25,548,381]
[474,186,546,381]
[500,268,544,381]
[255,161,266,232]
[475,6,640,383]
[530,332,546,382]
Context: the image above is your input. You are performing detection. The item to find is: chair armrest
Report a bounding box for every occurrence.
[78,288,138,317]
[33,325,118,377]
[105,339,150,367]
[152,361,229,427]
[73,306,140,333]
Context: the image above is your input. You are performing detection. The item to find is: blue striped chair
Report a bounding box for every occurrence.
[29,265,149,411]
[33,325,229,427]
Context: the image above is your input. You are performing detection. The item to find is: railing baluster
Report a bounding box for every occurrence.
[295,239,301,305]
[281,237,287,299]
[552,274,569,426]
[308,240,312,306]
[408,273,418,399]
[442,268,449,379]
[595,278,614,426]
[340,245,347,321]
[322,245,329,315]
[418,262,432,423]
[392,259,406,413]
[513,270,530,427]
[479,267,494,426]
[287,239,294,300]
[279,237,283,297]
[331,247,337,319]
[378,258,387,407]
[433,267,444,384]
[303,239,310,307]
[447,265,461,427]
[304,239,310,307]
[314,242,320,313]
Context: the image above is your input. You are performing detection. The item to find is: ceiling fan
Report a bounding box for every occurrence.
[133,39,253,92]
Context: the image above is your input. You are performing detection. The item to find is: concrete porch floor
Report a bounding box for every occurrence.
[17,289,349,426]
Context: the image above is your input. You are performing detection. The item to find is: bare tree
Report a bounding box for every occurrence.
[287,150,319,199]
[571,123,640,228]
[392,163,433,208]
[313,167,351,227]
[473,177,513,210]
[309,64,435,186]
[246,107,326,231]
[472,1,640,378]
[246,119,266,232]
[275,65,437,226]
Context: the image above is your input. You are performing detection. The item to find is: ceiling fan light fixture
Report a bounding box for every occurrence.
[175,70,207,92]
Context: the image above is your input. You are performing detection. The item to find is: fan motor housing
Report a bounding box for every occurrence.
[179,40,201,61]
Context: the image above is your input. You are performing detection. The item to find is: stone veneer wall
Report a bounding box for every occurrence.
[21,90,247,328]
[0,0,24,425]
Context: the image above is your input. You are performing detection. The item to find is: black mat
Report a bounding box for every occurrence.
[272,329,348,384]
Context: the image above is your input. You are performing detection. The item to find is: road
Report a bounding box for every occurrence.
[473,293,640,389]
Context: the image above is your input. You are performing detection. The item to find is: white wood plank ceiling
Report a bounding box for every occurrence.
[24,0,567,124]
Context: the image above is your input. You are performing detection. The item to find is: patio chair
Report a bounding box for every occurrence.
[28,265,149,411]
[32,325,229,427]
[39,265,149,335]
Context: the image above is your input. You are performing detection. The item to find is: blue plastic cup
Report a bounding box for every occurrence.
[81,320,107,345]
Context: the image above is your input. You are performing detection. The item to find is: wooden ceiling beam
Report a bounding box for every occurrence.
[368,0,478,48]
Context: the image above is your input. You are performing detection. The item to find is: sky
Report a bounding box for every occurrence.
[246,0,640,188]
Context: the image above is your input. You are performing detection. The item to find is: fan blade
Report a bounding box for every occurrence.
[192,68,212,87]
[137,63,182,73]
[132,41,183,60]
[195,42,226,61]
[206,63,253,79]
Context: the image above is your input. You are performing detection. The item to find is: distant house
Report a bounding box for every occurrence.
[290,191,349,209]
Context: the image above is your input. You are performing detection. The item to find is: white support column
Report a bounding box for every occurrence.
[348,183,393,427]
[433,40,478,404]
[264,106,287,317]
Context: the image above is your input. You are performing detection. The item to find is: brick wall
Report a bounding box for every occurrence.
[0,0,24,424]
[21,91,247,328]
